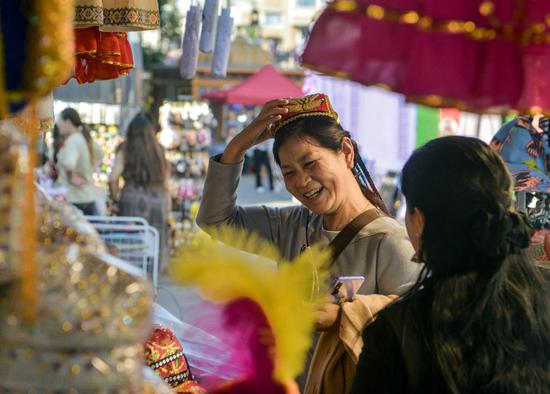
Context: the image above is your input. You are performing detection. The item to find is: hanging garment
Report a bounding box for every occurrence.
[74,0,160,32]
[72,27,134,84]
[302,0,550,114]
[490,116,550,193]
[0,0,74,118]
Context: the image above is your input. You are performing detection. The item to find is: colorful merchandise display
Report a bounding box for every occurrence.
[302,0,550,113]
[158,102,213,246]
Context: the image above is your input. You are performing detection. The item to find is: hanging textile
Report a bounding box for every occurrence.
[199,0,220,53]
[0,0,74,118]
[211,8,233,77]
[302,0,550,114]
[180,5,202,79]
[71,27,134,84]
[74,0,160,32]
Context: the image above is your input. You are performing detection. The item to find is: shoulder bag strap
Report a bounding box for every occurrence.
[328,208,382,266]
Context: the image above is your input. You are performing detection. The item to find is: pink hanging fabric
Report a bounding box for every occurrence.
[301,0,550,113]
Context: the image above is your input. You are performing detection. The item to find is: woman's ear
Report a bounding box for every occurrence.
[413,207,426,237]
[341,137,355,169]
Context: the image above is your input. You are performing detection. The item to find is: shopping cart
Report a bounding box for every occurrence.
[85,215,160,292]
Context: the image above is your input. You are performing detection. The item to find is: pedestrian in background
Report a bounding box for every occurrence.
[109,112,171,271]
[57,107,103,215]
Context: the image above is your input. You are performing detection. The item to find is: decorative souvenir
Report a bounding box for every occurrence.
[145,324,206,393]
[170,228,330,394]
[0,198,172,392]
[72,27,134,84]
[272,93,338,134]
[180,5,202,80]
[199,0,220,53]
[211,8,233,78]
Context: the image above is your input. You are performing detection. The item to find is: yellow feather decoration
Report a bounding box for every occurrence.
[169,226,331,384]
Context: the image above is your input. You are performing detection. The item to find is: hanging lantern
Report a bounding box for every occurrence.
[211,7,233,78]
[199,0,219,53]
[180,5,202,79]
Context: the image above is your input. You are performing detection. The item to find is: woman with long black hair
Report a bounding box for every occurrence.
[350,136,550,394]
[109,112,171,271]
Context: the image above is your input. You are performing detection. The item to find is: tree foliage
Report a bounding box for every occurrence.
[143,0,182,70]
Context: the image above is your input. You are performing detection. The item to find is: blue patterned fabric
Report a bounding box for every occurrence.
[1,2,29,115]
[491,117,550,193]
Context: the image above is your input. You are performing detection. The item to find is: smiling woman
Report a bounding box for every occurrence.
[196,93,423,394]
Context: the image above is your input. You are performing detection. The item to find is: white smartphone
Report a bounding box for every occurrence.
[331,276,365,302]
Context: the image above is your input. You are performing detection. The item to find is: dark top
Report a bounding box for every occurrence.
[350,287,450,394]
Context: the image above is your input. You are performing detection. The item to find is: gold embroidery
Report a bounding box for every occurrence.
[286,96,325,113]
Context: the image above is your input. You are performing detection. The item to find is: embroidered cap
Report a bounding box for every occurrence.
[272,93,339,134]
[490,116,550,193]
[144,325,205,393]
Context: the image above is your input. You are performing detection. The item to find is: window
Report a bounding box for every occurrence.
[296,0,316,7]
[265,11,282,25]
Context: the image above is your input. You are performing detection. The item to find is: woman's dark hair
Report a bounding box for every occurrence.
[52,124,63,164]
[60,107,95,165]
[401,136,550,393]
[273,116,389,215]
[122,112,168,186]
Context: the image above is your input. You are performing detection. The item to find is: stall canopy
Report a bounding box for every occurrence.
[203,64,303,105]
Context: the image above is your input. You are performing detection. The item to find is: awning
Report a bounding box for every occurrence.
[202,64,303,105]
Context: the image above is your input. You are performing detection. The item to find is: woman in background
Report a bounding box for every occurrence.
[57,107,103,215]
[109,112,171,271]
[350,136,550,394]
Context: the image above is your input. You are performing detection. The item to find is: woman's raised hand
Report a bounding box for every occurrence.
[221,99,288,164]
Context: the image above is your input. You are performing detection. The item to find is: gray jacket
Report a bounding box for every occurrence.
[197,156,423,296]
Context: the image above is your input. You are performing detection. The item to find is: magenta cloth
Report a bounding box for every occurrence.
[301,0,550,113]
[207,298,286,394]
[202,64,303,105]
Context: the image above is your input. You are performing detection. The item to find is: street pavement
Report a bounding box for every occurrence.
[156,174,296,330]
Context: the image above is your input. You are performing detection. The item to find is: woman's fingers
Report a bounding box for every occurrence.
[263,98,289,111]
[258,99,289,117]
[258,106,288,123]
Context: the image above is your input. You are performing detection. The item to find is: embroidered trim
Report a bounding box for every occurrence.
[103,7,160,29]
[74,5,104,26]
[74,6,160,29]
[273,111,338,134]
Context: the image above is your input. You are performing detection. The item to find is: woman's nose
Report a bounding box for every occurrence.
[295,171,311,188]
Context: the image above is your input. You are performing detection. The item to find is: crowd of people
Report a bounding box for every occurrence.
[39,93,549,393]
